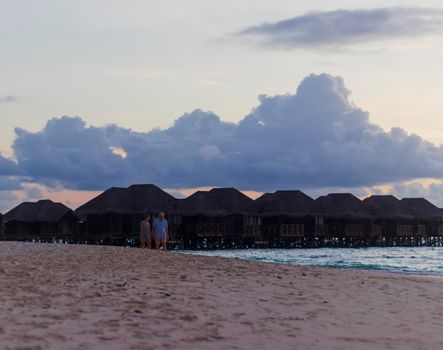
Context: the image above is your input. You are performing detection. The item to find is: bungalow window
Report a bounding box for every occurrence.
[196,223,225,237]
[397,225,412,236]
[371,224,382,235]
[280,224,304,237]
[416,225,426,235]
[245,216,261,236]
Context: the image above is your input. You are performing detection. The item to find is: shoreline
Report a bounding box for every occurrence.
[186,252,443,279]
[1,242,443,349]
[183,246,443,278]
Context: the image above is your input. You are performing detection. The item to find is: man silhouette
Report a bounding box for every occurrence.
[153,212,169,250]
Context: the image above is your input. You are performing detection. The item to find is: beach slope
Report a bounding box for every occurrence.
[1,242,442,350]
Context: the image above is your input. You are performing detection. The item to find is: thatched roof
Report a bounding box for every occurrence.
[130,184,175,212]
[256,190,314,215]
[72,183,443,219]
[363,195,412,218]
[204,188,256,214]
[75,184,175,215]
[166,188,256,215]
[311,193,370,217]
[400,198,443,218]
[173,191,226,216]
[4,200,73,223]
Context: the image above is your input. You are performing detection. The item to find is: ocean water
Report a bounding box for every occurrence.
[186,247,443,275]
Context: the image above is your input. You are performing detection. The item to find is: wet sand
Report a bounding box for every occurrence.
[1,242,442,350]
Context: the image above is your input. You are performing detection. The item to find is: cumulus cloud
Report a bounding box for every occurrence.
[233,7,443,49]
[0,95,17,103]
[12,117,135,190]
[0,154,19,176]
[8,73,443,193]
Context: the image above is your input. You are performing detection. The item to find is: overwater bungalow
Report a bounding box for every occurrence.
[173,191,226,247]
[3,183,443,248]
[173,188,259,248]
[363,195,415,244]
[204,188,259,245]
[310,193,371,246]
[3,200,77,239]
[256,190,314,247]
[75,184,176,244]
[400,198,443,240]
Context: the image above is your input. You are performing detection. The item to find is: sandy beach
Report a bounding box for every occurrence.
[1,242,443,350]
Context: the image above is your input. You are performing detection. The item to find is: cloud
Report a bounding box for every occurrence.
[0,184,43,213]
[390,180,443,205]
[0,176,22,191]
[0,176,23,212]
[0,190,19,213]
[0,155,23,211]
[12,117,135,190]
[0,154,19,176]
[0,95,17,103]
[9,73,443,192]
[298,179,443,207]
[233,7,443,49]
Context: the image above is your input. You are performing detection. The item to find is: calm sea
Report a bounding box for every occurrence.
[186,247,443,276]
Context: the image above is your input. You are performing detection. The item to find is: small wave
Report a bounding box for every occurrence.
[321,262,388,271]
[185,247,443,276]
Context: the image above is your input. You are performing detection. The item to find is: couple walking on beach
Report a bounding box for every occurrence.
[140,212,168,250]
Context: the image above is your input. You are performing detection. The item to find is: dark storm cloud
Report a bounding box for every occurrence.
[233,7,443,49]
[9,73,443,191]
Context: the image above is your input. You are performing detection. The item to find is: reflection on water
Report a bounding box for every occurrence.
[186,247,443,275]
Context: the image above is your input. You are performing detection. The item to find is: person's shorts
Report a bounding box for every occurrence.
[140,232,151,243]
[155,232,167,240]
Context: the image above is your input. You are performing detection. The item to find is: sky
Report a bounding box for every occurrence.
[1,0,443,211]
